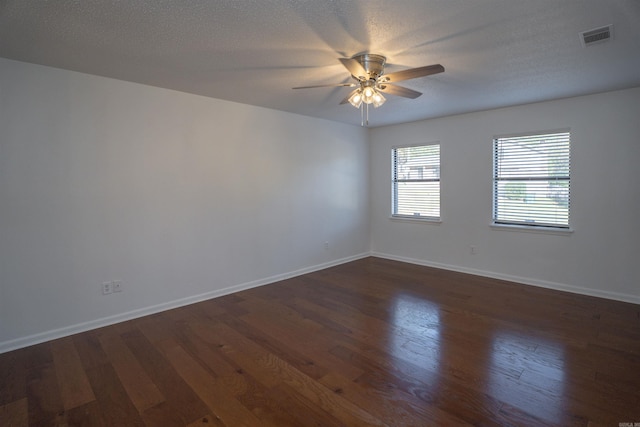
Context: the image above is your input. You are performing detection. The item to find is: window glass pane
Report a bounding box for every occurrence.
[392,144,440,219]
[493,132,570,228]
[395,181,440,218]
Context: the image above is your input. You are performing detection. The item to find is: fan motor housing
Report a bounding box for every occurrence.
[352,53,386,80]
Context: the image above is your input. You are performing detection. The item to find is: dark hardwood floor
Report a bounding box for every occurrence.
[1,257,639,426]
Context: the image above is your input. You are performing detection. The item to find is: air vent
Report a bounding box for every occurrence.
[580,25,613,47]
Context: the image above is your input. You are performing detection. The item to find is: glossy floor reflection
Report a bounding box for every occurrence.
[388,292,441,373]
[489,332,566,423]
[383,288,573,424]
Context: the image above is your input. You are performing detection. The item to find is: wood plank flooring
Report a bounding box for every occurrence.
[1,257,639,426]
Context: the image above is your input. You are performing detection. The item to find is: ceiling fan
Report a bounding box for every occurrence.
[293,53,444,124]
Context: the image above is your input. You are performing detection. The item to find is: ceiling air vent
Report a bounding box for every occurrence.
[580,25,613,47]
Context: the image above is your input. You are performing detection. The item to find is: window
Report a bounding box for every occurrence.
[392,144,440,220]
[493,131,570,229]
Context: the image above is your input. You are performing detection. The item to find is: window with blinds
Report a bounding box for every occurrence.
[493,131,570,228]
[392,144,440,220]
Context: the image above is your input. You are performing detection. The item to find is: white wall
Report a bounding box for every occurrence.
[0,58,370,351]
[370,87,640,304]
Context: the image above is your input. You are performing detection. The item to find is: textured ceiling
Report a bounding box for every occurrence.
[1,0,639,127]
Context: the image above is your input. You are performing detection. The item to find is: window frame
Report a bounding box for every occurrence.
[391,142,441,222]
[492,129,571,231]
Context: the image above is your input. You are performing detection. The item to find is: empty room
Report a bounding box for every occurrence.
[1,1,639,426]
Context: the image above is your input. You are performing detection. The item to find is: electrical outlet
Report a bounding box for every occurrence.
[470,245,477,255]
[324,241,329,250]
[113,280,122,292]
[102,281,113,295]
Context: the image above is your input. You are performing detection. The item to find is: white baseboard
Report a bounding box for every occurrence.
[371,251,640,305]
[0,252,370,354]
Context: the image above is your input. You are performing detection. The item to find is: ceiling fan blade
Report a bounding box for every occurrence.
[339,57,368,80]
[292,82,356,89]
[380,64,444,83]
[339,89,359,105]
[378,84,422,99]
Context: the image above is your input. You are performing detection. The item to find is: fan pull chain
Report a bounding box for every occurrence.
[366,102,369,126]
[359,103,370,127]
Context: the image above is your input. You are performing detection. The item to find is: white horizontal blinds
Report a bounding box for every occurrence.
[393,144,440,219]
[493,132,570,228]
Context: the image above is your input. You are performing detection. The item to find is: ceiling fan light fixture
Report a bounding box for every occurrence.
[372,91,386,108]
[348,90,363,108]
[363,86,375,99]
[348,82,385,109]
[361,81,377,104]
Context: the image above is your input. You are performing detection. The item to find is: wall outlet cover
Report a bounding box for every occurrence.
[102,281,113,295]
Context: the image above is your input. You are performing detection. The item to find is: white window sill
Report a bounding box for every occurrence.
[390,215,442,224]
[490,223,573,235]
